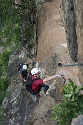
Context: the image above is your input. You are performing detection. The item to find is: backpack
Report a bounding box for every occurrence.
[22,69,28,79]
[25,76,39,95]
[25,76,33,90]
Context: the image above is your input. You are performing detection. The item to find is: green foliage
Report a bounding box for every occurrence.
[0,76,10,104]
[0,0,37,49]
[27,42,35,49]
[20,0,37,42]
[0,0,21,47]
[63,79,83,102]
[0,76,10,91]
[0,91,5,105]
[52,79,83,125]
[0,50,11,104]
[0,50,11,72]
[0,50,11,64]
[0,106,4,125]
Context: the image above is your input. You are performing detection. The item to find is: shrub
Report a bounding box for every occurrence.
[0,106,4,125]
[0,76,10,104]
[52,79,83,125]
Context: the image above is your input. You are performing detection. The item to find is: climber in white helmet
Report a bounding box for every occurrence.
[19,60,32,84]
[19,64,28,84]
[28,67,63,101]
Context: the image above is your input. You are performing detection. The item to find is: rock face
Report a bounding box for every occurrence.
[8,50,28,78]
[8,48,35,78]
[71,115,83,125]
[2,79,36,125]
[74,1,83,85]
[2,69,64,125]
[60,0,78,62]
[2,47,65,125]
[61,0,83,85]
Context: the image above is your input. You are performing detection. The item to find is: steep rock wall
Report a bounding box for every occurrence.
[74,0,83,85]
[61,0,83,85]
[60,0,78,62]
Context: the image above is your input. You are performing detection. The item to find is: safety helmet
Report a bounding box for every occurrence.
[22,65,27,70]
[31,68,40,75]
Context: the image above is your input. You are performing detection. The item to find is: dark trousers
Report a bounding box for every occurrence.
[42,85,49,91]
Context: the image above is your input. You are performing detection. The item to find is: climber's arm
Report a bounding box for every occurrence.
[43,74,62,84]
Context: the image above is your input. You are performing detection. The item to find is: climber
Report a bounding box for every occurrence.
[19,64,28,84]
[18,60,32,72]
[26,68,63,102]
[19,60,33,84]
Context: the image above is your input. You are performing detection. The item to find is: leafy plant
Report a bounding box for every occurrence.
[0,76,10,104]
[63,79,83,102]
[0,0,37,49]
[0,106,4,125]
[52,79,83,125]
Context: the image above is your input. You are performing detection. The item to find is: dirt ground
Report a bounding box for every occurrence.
[36,0,81,86]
